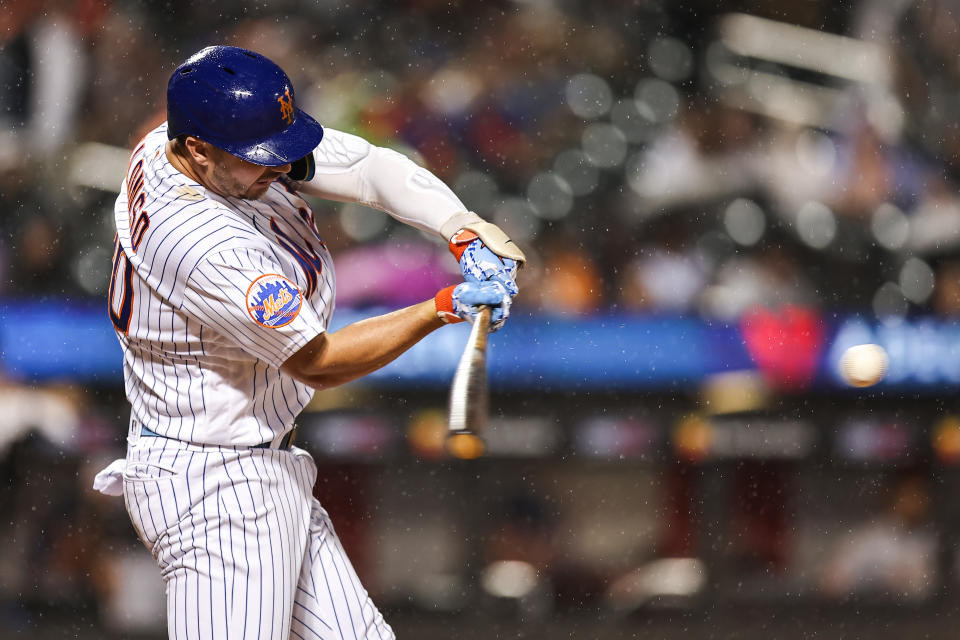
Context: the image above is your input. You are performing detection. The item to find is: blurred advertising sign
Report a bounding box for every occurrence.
[300,411,398,459]
[740,306,824,390]
[483,416,561,457]
[572,416,660,460]
[6,301,960,391]
[834,418,917,463]
[673,415,816,461]
[0,301,122,380]
[933,416,960,465]
[827,318,960,388]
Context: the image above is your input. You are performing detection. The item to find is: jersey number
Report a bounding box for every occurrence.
[110,144,150,333]
[108,237,134,333]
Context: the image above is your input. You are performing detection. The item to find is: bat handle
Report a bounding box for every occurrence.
[473,304,492,343]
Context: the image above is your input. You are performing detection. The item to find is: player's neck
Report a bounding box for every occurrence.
[165,140,206,189]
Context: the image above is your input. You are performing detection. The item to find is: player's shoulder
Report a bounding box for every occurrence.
[142,125,203,202]
[136,208,267,303]
[119,124,208,212]
[136,189,260,267]
[122,124,266,298]
[310,127,373,169]
[131,124,170,175]
[284,127,375,193]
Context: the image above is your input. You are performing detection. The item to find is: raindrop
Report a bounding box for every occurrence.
[553,149,599,196]
[867,93,905,142]
[610,99,658,144]
[723,198,766,246]
[873,282,909,321]
[624,150,647,196]
[795,129,836,178]
[634,78,680,123]
[361,69,398,95]
[422,68,482,115]
[899,257,935,304]
[695,230,736,268]
[72,245,111,295]
[339,204,390,241]
[493,198,541,243]
[526,172,574,220]
[565,73,613,119]
[453,171,499,213]
[748,64,789,102]
[871,202,910,251]
[795,201,836,249]
[704,41,742,86]
[582,123,628,169]
[647,37,694,82]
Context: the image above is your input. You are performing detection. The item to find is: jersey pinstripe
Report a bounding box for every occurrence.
[112,124,333,447]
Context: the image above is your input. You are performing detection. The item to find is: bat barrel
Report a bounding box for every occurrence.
[447,306,491,436]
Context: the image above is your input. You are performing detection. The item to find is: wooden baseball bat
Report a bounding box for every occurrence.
[446,305,491,457]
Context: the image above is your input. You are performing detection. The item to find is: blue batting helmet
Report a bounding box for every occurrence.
[166,46,324,168]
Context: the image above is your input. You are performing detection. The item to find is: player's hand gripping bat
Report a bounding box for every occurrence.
[446,305,491,458]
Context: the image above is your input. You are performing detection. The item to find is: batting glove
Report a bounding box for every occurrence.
[449,222,525,296]
[435,281,512,331]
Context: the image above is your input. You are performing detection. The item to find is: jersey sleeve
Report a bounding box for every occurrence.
[181,247,325,368]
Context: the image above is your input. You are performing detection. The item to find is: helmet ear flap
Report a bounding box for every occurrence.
[287,154,315,182]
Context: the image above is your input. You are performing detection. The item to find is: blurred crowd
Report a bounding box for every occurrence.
[4,0,960,323]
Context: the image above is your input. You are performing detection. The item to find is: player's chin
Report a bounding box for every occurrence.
[243,181,274,199]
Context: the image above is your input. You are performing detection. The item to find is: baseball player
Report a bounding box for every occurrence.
[92,45,525,640]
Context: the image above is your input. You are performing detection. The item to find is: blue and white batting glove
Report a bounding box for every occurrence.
[435,281,512,331]
[449,229,520,296]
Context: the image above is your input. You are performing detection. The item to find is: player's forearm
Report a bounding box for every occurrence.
[357,145,483,238]
[281,300,445,389]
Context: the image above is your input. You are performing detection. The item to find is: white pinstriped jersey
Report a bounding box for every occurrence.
[99,95,482,640]
[110,123,333,447]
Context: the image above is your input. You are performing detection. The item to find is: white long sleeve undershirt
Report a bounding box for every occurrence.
[293,127,482,241]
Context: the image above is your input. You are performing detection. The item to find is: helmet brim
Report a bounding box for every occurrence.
[227,109,325,167]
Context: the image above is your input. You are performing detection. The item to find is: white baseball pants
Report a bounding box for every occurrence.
[123,437,395,640]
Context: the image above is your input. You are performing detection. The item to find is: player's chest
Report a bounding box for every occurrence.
[242,198,334,301]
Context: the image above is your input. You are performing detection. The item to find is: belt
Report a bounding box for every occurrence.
[138,424,295,450]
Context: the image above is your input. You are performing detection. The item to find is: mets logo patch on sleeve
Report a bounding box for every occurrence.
[246,274,303,328]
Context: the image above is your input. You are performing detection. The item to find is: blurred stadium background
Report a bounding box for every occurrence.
[5,0,960,637]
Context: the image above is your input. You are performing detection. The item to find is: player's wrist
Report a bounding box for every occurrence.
[448,229,479,261]
[435,285,464,324]
[439,211,484,241]
[451,220,527,266]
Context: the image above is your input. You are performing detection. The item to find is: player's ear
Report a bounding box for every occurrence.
[184,136,215,168]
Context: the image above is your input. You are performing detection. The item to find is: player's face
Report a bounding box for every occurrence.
[207,147,292,200]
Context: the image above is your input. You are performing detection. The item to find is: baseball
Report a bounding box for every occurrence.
[840,343,889,387]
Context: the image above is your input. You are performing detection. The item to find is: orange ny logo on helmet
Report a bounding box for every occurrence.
[278,89,294,125]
